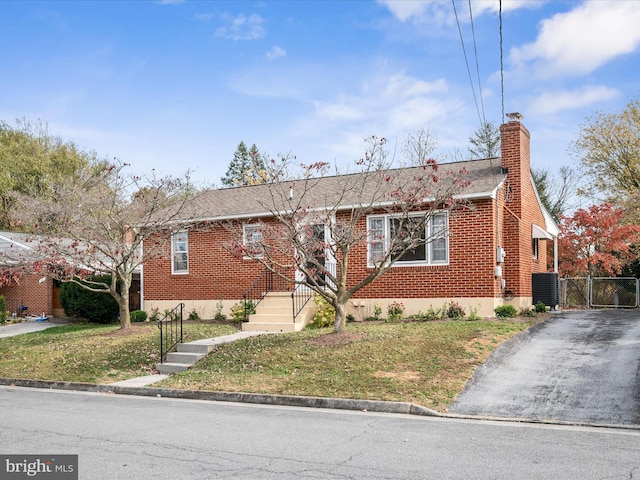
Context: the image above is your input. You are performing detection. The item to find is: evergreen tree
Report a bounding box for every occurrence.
[468,121,501,159]
[221,142,267,187]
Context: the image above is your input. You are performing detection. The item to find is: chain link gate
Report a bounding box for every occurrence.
[560,277,639,309]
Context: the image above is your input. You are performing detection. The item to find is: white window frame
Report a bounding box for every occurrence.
[243,224,264,258]
[367,211,449,268]
[171,231,189,274]
[532,237,539,260]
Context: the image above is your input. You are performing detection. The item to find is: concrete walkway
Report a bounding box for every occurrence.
[110,331,275,387]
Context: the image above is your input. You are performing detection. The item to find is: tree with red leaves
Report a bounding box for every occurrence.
[558,203,640,277]
[223,133,472,333]
[9,160,200,328]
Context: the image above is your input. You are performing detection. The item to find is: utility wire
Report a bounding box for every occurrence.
[467,0,486,125]
[451,0,483,126]
[499,0,505,124]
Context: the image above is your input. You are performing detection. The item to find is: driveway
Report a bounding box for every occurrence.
[449,309,640,425]
[0,318,70,338]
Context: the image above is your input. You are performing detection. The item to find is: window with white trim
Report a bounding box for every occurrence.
[367,212,449,267]
[532,238,539,260]
[172,231,188,274]
[243,224,264,258]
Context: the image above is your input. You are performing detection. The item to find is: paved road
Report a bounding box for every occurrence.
[449,309,640,425]
[1,386,639,479]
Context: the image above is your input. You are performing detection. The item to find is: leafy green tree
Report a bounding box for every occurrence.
[573,98,640,219]
[0,119,94,229]
[531,166,579,222]
[221,142,267,187]
[468,121,501,159]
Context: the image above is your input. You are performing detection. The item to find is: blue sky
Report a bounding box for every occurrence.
[2,0,639,187]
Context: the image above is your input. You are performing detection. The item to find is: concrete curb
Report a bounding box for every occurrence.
[0,377,443,417]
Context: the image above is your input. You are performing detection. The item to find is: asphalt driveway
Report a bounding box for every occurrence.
[449,309,640,426]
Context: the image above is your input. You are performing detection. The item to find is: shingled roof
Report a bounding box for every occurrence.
[184,157,506,222]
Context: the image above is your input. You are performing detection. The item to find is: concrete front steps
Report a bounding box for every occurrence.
[156,331,271,374]
[241,291,315,333]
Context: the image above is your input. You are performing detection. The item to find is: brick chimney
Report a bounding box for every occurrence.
[500,114,530,217]
[499,114,531,300]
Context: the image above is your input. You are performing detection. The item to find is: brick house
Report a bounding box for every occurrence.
[141,118,558,329]
[0,232,58,318]
[0,232,142,319]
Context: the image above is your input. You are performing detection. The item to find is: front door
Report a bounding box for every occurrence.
[305,224,326,286]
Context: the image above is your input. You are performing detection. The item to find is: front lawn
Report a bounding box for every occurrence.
[155,320,532,411]
[0,322,236,383]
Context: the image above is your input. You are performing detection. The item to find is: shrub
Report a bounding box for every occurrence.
[230,300,255,323]
[130,310,148,323]
[0,295,7,324]
[188,309,200,320]
[494,304,517,318]
[346,314,356,323]
[373,304,382,320]
[214,296,226,320]
[409,306,444,322]
[148,308,160,322]
[310,294,335,328]
[520,308,537,318]
[445,301,465,319]
[59,276,119,324]
[467,306,482,322]
[534,302,547,313]
[387,301,405,322]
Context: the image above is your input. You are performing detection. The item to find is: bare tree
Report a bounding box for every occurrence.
[223,135,472,333]
[531,165,580,222]
[11,160,199,328]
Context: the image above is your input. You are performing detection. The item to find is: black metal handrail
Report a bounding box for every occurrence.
[157,303,184,363]
[242,267,291,322]
[292,284,313,323]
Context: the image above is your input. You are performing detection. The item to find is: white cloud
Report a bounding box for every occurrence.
[377,0,541,25]
[266,45,286,60]
[296,73,463,163]
[530,85,620,114]
[511,1,640,78]
[215,13,265,41]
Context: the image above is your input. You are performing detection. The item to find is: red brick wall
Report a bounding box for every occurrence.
[0,274,53,317]
[143,201,502,302]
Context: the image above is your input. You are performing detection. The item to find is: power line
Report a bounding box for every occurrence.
[467,0,486,125]
[499,0,505,124]
[451,0,483,126]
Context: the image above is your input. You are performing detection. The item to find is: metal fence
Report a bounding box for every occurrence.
[560,277,638,309]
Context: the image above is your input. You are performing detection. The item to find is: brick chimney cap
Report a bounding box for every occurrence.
[506,112,523,121]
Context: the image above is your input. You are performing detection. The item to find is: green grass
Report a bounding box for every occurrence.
[0,319,533,412]
[155,321,531,411]
[0,322,236,383]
